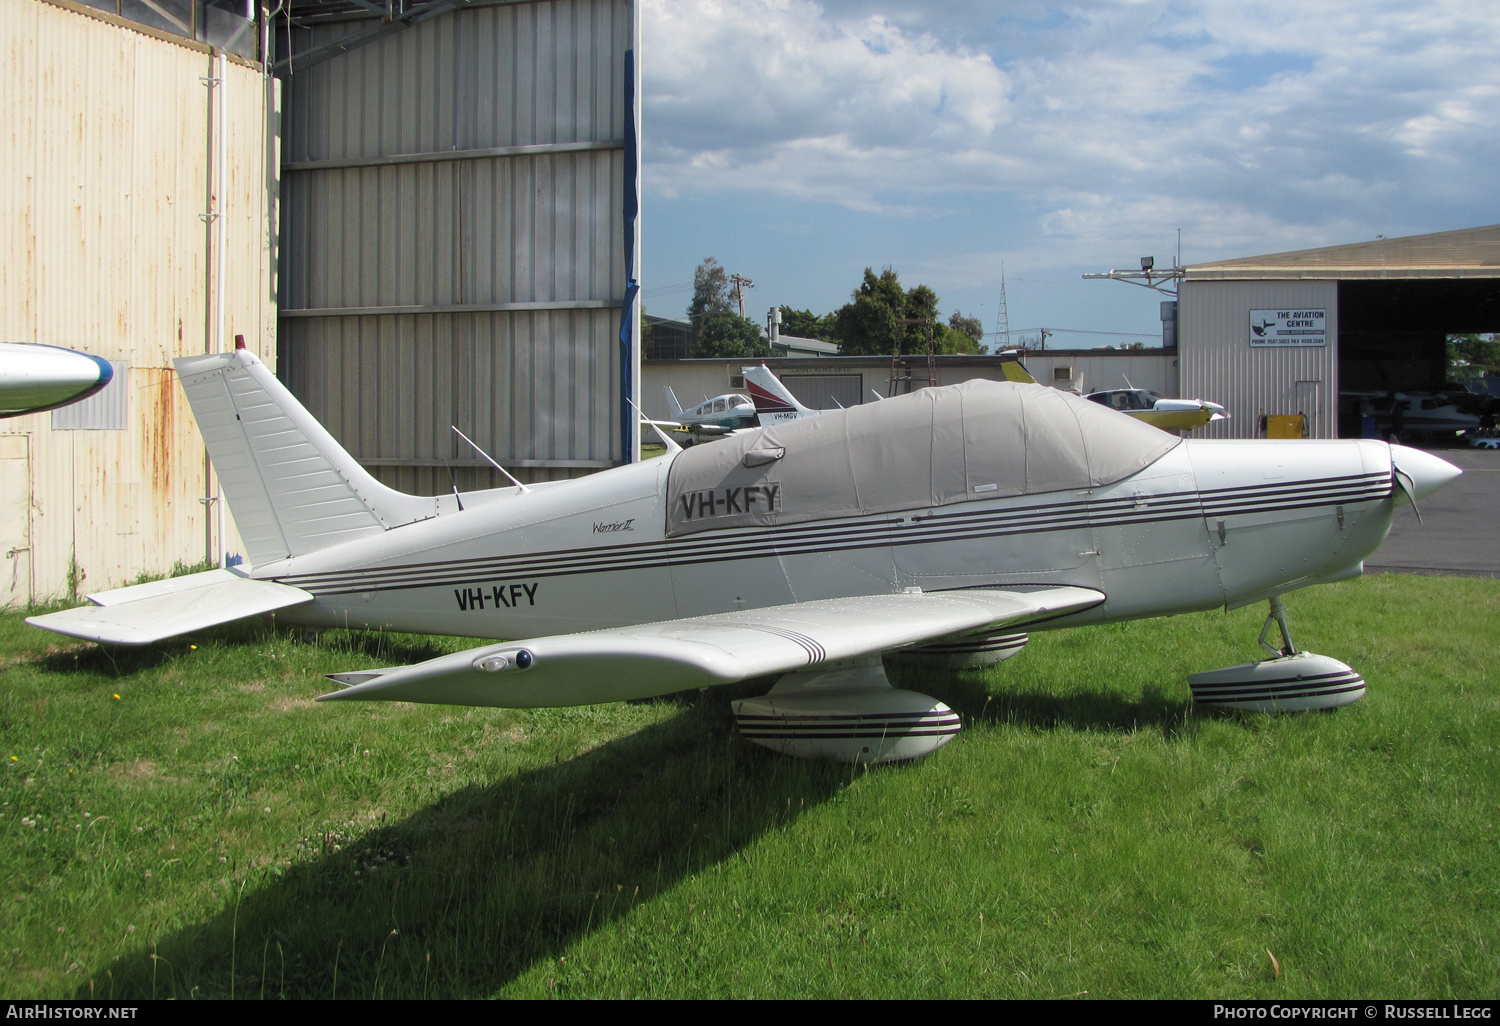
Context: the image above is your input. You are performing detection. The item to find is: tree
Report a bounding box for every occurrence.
[1448,333,1500,381]
[696,312,773,359]
[948,310,985,354]
[688,257,732,329]
[778,306,836,341]
[830,267,953,357]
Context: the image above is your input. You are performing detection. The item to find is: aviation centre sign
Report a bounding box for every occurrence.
[1250,309,1327,347]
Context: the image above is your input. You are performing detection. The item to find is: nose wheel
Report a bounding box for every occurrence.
[1189,596,1366,712]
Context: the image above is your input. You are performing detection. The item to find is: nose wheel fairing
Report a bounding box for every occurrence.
[1189,596,1366,712]
[1189,651,1366,712]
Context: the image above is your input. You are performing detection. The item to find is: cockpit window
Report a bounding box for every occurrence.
[667,380,1182,537]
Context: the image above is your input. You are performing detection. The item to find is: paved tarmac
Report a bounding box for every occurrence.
[1366,446,1500,577]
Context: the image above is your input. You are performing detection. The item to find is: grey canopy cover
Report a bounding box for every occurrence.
[665,379,1180,537]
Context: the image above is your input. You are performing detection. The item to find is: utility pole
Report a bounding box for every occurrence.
[729,274,754,317]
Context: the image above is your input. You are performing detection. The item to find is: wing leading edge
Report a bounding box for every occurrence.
[320,586,1104,708]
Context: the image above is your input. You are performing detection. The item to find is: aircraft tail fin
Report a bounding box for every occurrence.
[998,358,1036,384]
[743,363,811,418]
[174,350,442,568]
[664,385,685,420]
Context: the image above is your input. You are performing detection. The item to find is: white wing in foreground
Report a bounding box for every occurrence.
[25,569,313,645]
[320,586,1103,708]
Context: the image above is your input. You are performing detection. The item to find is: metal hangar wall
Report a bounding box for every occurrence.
[274,0,641,492]
[1179,224,1500,439]
[1,0,278,606]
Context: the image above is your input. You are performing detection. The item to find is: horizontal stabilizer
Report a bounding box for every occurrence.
[320,585,1103,709]
[26,569,313,645]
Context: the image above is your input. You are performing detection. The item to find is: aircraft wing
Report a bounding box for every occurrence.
[640,418,736,437]
[26,569,313,645]
[320,586,1103,708]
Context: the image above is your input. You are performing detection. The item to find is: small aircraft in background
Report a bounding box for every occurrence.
[645,386,757,444]
[1343,391,1482,440]
[0,342,115,419]
[1084,388,1229,432]
[996,362,1228,433]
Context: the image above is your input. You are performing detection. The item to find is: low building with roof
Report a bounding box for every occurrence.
[1177,224,1500,438]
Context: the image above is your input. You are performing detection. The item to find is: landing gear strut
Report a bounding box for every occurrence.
[1259,595,1296,656]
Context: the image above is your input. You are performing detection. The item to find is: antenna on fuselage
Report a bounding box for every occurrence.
[451,426,532,494]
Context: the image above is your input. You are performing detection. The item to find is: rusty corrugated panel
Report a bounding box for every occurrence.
[1179,280,1337,439]
[0,0,277,600]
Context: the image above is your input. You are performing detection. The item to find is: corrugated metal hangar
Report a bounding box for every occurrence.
[1179,224,1500,439]
[1,0,640,606]
[275,0,641,493]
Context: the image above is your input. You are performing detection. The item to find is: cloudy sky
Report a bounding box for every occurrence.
[639,0,1500,349]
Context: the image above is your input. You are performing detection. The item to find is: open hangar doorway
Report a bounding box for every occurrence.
[1337,278,1500,437]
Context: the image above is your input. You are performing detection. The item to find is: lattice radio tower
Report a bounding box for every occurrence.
[993,264,1011,351]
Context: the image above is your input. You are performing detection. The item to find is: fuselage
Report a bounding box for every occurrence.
[254,436,1401,642]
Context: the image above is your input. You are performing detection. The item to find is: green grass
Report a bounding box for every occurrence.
[1,574,1496,998]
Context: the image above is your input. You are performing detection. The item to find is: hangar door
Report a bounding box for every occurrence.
[276,0,641,492]
[1338,278,1500,435]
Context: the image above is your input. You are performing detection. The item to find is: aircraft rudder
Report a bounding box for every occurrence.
[174,349,438,566]
[743,363,808,415]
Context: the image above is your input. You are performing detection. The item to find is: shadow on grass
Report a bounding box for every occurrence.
[889,661,1201,738]
[80,691,853,999]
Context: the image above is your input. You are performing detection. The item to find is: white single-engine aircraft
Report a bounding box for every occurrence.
[646,386,757,444]
[29,349,1461,764]
[1,342,115,418]
[1084,388,1230,432]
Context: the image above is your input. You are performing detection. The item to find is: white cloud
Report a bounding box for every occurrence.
[645,0,1009,189]
[643,0,1500,260]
